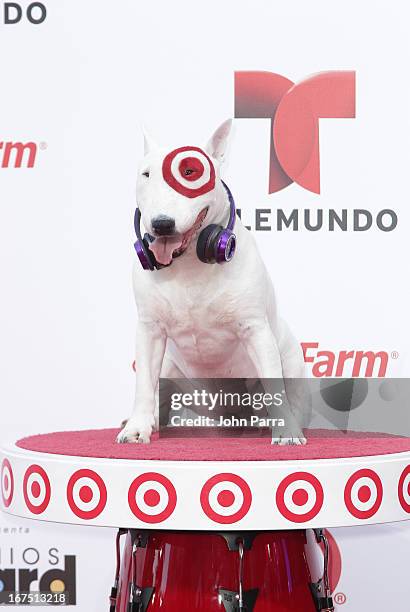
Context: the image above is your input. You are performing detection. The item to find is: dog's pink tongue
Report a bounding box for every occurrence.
[148,235,183,265]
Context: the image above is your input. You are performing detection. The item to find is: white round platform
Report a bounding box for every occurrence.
[2,430,410,530]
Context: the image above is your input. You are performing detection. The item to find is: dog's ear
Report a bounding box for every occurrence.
[205,119,232,162]
[142,126,159,155]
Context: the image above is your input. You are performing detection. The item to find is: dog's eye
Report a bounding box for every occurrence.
[142,171,150,178]
[184,168,194,176]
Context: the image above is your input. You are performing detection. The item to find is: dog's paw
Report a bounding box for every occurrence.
[116,415,154,444]
[116,428,151,444]
[271,436,307,446]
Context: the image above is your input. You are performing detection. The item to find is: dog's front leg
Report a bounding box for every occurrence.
[239,319,283,378]
[117,320,166,444]
[239,320,306,445]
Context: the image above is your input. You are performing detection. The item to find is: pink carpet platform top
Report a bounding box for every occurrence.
[16,428,410,461]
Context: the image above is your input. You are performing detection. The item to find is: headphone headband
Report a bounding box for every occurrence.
[221,180,236,232]
[134,207,143,243]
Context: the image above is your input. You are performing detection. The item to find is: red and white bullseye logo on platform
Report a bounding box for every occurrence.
[1,459,14,508]
[344,469,383,519]
[128,472,177,523]
[23,465,51,515]
[276,472,324,523]
[200,473,252,524]
[162,146,215,198]
[67,469,107,520]
[398,466,410,513]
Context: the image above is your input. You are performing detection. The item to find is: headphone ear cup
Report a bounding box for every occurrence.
[196,224,223,264]
[134,234,158,271]
[214,230,236,264]
[143,234,159,270]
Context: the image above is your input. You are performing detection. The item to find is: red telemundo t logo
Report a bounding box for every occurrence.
[235,70,356,194]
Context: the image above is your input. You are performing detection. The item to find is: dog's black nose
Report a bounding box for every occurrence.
[151,215,176,236]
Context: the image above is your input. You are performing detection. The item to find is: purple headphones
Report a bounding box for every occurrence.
[134,181,237,271]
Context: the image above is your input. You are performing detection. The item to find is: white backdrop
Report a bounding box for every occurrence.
[1,0,410,609]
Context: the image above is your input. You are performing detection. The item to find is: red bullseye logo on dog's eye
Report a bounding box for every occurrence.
[162,146,215,198]
[179,156,204,180]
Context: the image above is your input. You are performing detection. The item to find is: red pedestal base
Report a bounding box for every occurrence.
[116,530,317,611]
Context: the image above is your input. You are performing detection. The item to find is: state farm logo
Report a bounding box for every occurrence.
[0,141,44,168]
[302,342,389,377]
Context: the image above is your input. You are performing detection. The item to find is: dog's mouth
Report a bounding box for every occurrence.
[148,208,208,266]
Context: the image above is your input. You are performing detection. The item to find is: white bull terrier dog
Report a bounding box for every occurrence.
[117,120,307,445]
